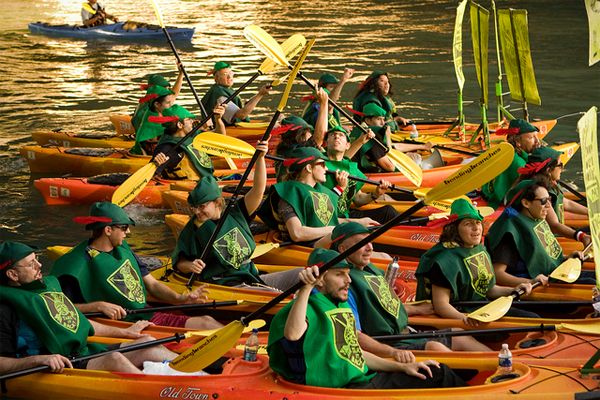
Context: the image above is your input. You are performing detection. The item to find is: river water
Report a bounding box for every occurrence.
[0,0,597,261]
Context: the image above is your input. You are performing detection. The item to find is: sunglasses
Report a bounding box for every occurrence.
[532,197,550,206]
[112,224,130,231]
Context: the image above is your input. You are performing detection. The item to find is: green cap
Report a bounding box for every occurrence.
[450,198,483,221]
[528,146,562,164]
[506,179,537,207]
[283,146,328,172]
[146,85,174,98]
[508,119,539,135]
[0,242,36,271]
[318,73,339,86]
[147,74,169,88]
[330,222,370,251]
[212,61,231,73]
[188,175,222,206]
[307,248,351,270]
[362,103,386,118]
[163,104,196,121]
[368,70,387,81]
[81,202,135,231]
[326,125,350,141]
[281,115,313,131]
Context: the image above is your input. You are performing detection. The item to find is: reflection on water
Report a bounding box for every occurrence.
[0,0,597,255]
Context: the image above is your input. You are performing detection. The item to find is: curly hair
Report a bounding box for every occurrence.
[439,220,464,246]
[353,73,394,100]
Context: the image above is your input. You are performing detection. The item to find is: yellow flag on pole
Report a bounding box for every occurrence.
[577,106,599,286]
[498,9,541,105]
[585,0,600,66]
[453,0,468,90]
[470,2,490,105]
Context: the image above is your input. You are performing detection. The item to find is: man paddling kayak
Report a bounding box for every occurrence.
[81,0,118,27]
[267,248,466,389]
[0,241,178,375]
[51,202,222,329]
[201,61,271,126]
[415,199,538,325]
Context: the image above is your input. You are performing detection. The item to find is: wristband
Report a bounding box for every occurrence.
[574,230,586,243]
[333,185,344,196]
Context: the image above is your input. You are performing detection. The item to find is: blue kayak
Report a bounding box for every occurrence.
[28,21,194,42]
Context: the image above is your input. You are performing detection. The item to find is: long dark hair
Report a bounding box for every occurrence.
[353,72,394,99]
[150,95,169,112]
[439,220,464,246]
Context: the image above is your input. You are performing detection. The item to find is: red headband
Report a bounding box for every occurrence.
[282,156,316,168]
[72,216,113,225]
[148,116,179,124]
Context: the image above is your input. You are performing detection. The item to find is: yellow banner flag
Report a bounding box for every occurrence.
[577,106,599,286]
[470,2,489,105]
[498,9,541,105]
[585,0,600,66]
[453,0,468,90]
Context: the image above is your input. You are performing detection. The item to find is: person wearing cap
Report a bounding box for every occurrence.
[51,202,222,330]
[201,61,271,126]
[132,69,184,131]
[267,247,466,389]
[481,118,540,208]
[152,103,226,180]
[130,85,176,155]
[486,179,595,286]
[81,0,118,27]
[0,241,179,375]
[323,125,399,224]
[415,199,538,326]
[301,69,354,131]
[330,221,490,353]
[352,70,411,132]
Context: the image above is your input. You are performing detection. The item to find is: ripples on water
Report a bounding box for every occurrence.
[0,0,597,256]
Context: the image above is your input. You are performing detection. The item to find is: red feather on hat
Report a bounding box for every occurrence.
[346,106,365,117]
[517,158,552,177]
[148,116,179,124]
[271,124,302,136]
[72,216,113,225]
[495,127,521,136]
[138,93,158,104]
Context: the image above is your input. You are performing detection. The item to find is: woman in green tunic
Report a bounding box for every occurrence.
[132,70,183,131]
[130,85,176,155]
[415,199,537,326]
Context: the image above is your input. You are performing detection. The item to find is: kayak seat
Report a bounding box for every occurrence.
[517,338,547,349]
[88,172,131,186]
[221,355,270,375]
[64,148,117,157]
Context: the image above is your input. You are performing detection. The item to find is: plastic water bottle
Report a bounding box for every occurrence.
[497,344,513,374]
[592,287,600,318]
[410,123,419,139]
[243,328,260,361]
[384,257,400,290]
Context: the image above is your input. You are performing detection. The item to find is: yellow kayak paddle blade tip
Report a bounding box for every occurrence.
[549,257,582,283]
[467,295,513,323]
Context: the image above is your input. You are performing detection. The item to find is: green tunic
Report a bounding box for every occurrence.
[548,184,565,224]
[201,84,248,125]
[268,290,373,388]
[481,150,528,209]
[0,276,105,356]
[51,240,148,320]
[156,133,214,180]
[348,264,408,336]
[352,91,399,131]
[301,100,341,131]
[323,157,366,218]
[486,211,563,278]
[415,243,496,307]
[130,107,167,155]
[172,202,259,286]
[349,125,390,173]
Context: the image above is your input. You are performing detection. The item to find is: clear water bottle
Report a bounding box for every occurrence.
[243,328,260,362]
[592,287,600,318]
[384,257,400,290]
[410,123,419,139]
[497,343,513,374]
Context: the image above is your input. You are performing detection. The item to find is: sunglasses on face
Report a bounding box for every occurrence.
[112,224,130,231]
[532,197,550,206]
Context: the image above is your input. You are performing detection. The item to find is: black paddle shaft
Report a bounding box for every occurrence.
[0,333,185,381]
[83,300,240,318]
[372,324,554,342]
[558,180,587,203]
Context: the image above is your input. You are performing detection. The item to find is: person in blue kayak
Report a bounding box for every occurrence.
[201,61,271,126]
[0,241,179,375]
[81,0,118,27]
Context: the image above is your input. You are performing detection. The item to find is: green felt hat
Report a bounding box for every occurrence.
[147,85,174,98]
[450,198,483,221]
[74,202,136,231]
[210,61,231,75]
[147,74,169,88]
[318,73,339,86]
[307,248,351,270]
[507,119,539,135]
[330,222,370,251]
[188,175,222,206]
[368,70,387,81]
[0,242,37,271]
[283,146,328,172]
[527,146,562,164]
[506,179,537,207]
[163,104,196,121]
[281,115,313,131]
[362,103,386,118]
[326,125,350,141]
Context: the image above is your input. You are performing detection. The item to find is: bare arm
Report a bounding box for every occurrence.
[90,320,152,339]
[363,350,438,379]
[235,85,271,120]
[312,88,329,147]
[431,285,482,327]
[563,197,588,215]
[357,331,415,363]
[284,217,334,243]
[0,355,73,374]
[74,301,127,320]
[243,141,268,214]
[283,267,319,340]
[328,68,354,102]
[172,67,184,98]
[346,129,375,159]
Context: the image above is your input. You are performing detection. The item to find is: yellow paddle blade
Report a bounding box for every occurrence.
[235,121,271,129]
[112,162,157,207]
[149,0,165,28]
[169,320,245,372]
[429,206,495,220]
[413,187,469,211]
[277,39,314,112]
[188,318,265,337]
[549,257,582,283]
[387,149,423,187]
[559,322,600,335]
[192,132,255,159]
[243,25,288,69]
[251,242,280,259]
[425,142,514,203]
[271,72,290,87]
[467,295,513,322]
[259,34,306,74]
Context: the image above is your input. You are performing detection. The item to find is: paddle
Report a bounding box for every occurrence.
[400,138,482,157]
[111,32,303,207]
[558,180,587,203]
[183,39,314,290]
[0,333,186,381]
[243,25,423,187]
[371,323,600,342]
[82,300,243,318]
[167,142,515,372]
